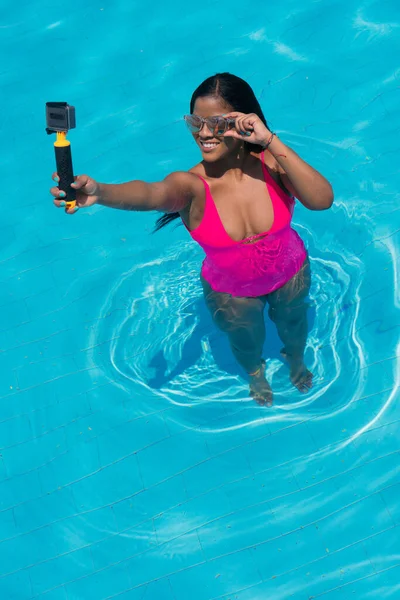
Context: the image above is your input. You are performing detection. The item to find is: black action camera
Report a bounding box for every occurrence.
[46,102,76,134]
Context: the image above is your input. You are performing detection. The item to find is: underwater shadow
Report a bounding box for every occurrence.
[146,295,316,389]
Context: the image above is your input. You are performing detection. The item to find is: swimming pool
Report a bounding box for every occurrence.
[1,0,399,597]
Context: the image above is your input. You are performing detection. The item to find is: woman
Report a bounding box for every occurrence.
[50,73,333,407]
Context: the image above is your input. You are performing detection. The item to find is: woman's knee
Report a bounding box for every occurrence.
[268,305,309,329]
[211,305,238,333]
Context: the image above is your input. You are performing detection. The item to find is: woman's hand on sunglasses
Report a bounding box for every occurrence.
[222,112,271,146]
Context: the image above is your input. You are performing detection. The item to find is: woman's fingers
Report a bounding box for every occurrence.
[224,125,254,139]
[71,174,98,196]
[224,111,248,135]
[50,185,62,198]
[223,129,247,139]
[224,112,256,129]
[51,173,92,193]
[51,181,79,213]
[237,114,256,134]
[71,174,89,189]
[50,184,70,206]
[52,197,79,214]
[50,173,91,215]
[228,114,247,135]
[223,112,270,147]
[223,112,257,137]
[223,111,244,119]
[65,204,79,215]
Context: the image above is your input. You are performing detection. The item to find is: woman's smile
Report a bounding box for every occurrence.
[199,140,220,152]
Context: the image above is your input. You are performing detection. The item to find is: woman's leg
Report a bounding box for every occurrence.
[201,277,272,406]
[266,257,312,392]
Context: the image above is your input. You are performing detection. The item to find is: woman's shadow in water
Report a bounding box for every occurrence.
[146,296,316,388]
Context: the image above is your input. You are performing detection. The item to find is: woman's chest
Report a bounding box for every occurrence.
[191,177,277,242]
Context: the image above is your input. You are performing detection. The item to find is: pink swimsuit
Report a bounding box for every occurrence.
[184,151,307,297]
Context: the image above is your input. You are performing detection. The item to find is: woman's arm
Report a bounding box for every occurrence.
[223,111,334,211]
[97,171,199,212]
[51,171,200,215]
[268,136,334,211]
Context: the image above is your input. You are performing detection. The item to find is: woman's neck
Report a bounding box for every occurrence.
[202,146,253,180]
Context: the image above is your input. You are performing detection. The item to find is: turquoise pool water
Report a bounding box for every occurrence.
[1,0,399,598]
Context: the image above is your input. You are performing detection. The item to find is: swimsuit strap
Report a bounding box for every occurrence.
[260,150,294,232]
[191,174,233,245]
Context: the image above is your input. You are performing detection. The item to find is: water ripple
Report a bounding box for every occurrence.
[81,216,398,459]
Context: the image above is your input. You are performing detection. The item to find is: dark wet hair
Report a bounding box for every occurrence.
[154,72,269,231]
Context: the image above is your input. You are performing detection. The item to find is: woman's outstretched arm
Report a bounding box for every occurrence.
[51,171,201,215]
[97,171,199,212]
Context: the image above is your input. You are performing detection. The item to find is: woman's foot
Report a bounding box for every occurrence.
[249,360,273,407]
[280,350,313,393]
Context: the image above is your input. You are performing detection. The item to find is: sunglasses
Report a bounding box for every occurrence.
[183,114,236,135]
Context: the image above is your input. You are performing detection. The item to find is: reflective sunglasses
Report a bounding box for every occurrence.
[183,114,236,135]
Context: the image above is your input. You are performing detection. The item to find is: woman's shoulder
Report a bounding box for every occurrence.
[250,148,280,172]
[165,169,204,188]
[251,150,294,199]
[188,163,206,177]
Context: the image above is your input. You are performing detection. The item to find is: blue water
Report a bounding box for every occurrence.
[1,0,399,598]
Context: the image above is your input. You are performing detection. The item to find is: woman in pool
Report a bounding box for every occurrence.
[50,73,333,407]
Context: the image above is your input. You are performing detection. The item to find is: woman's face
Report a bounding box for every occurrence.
[191,96,241,162]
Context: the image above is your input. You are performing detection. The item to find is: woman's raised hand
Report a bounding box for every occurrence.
[223,112,272,147]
